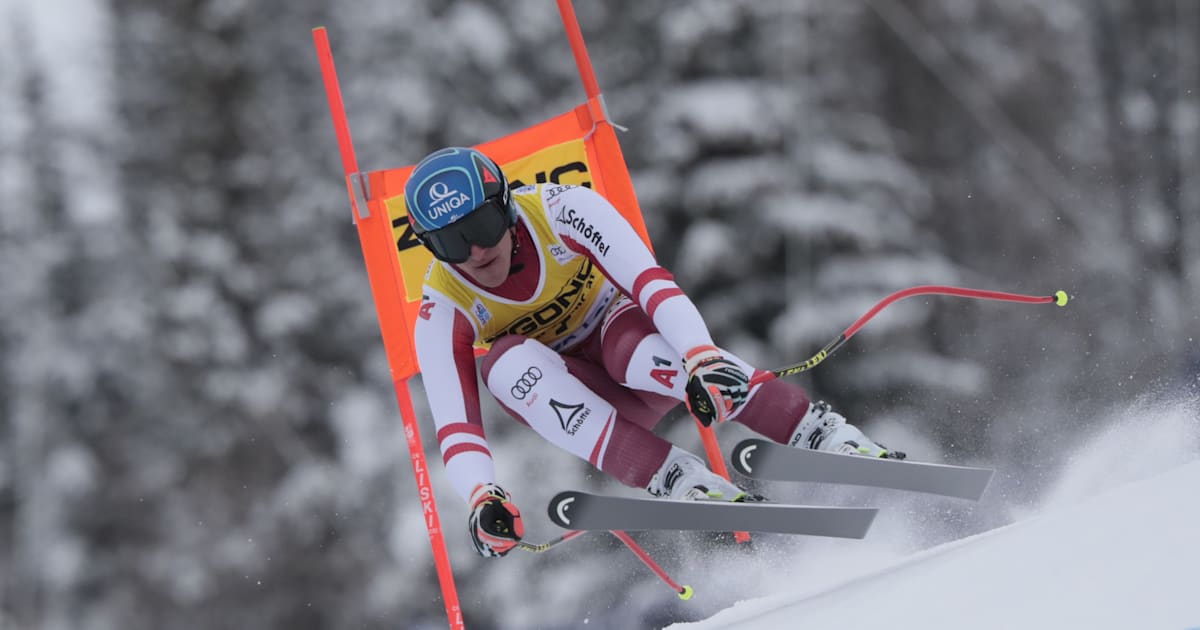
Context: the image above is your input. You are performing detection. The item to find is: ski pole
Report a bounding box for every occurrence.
[752,285,1069,386]
[515,529,587,553]
[516,530,693,600]
[610,530,694,600]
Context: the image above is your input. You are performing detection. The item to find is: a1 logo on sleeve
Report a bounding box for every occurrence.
[650,356,678,389]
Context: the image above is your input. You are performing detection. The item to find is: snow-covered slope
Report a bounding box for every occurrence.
[669,401,1200,630]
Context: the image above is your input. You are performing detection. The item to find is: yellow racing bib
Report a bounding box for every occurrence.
[424,185,615,351]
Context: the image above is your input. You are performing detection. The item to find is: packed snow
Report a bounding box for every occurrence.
[669,397,1200,630]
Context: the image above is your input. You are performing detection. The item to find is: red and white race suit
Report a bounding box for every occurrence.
[414,183,811,502]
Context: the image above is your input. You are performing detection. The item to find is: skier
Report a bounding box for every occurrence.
[407,147,903,558]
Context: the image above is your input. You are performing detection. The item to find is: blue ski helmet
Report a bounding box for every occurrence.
[404,147,513,235]
[403,147,518,263]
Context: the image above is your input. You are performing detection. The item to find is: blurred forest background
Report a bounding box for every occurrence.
[2,1,1198,628]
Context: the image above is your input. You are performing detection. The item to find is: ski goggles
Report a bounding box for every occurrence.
[418,195,514,264]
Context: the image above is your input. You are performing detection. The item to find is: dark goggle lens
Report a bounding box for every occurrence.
[423,197,511,263]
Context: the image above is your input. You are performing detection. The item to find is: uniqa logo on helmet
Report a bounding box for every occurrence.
[420,174,473,227]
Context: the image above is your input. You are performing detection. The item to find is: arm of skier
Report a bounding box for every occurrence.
[544,184,750,424]
[413,289,524,557]
[412,288,496,502]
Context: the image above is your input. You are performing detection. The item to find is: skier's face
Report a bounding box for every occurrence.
[456,228,513,287]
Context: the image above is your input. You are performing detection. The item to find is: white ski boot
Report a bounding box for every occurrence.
[647,447,759,501]
[788,401,906,459]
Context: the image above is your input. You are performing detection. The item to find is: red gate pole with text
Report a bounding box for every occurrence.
[312,27,465,630]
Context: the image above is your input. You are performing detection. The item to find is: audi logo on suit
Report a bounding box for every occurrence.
[511,367,543,399]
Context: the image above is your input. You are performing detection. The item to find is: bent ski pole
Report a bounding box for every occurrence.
[517,530,693,600]
[753,285,1069,386]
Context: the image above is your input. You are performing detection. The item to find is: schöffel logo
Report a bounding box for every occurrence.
[426,181,470,220]
[510,367,542,400]
[549,399,590,435]
[556,207,611,256]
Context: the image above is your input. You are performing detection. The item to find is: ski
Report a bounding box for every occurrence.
[731,438,994,501]
[546,491,877,539]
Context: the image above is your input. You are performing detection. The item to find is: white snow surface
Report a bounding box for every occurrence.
[668,400,1200,630]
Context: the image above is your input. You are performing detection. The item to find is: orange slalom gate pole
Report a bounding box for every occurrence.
[556,0,601,99]
[556,1,749,543]
[312,27,464,630]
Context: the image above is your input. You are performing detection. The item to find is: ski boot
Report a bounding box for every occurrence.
[648,447,763,502]
[788,401,906,459]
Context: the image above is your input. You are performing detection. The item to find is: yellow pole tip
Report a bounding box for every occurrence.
[1054,290,1069,307]
[679,585,694,601]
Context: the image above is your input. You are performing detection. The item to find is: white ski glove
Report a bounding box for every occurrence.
[683,345,750,426]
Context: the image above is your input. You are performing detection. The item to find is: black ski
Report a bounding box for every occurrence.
[546,491,877,539]
[731,438,994,501]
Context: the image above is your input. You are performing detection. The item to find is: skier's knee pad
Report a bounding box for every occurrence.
[480,334,528,383]
[481,335,567,398]
[482,337,618,461]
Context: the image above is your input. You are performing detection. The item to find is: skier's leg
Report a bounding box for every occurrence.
[785,401,906,458]
[709,376,904,458]
[596,296,902,457]
[596,295,801,436]
[574,296,681,425]
[481,334,671,489]
[593,295,696,401]
[559,353,675,432]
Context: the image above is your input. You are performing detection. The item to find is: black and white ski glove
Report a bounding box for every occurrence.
[467,483,525,558]
[683,345,751,426]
